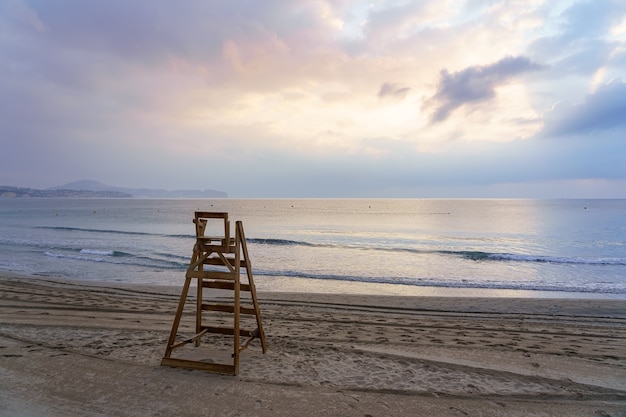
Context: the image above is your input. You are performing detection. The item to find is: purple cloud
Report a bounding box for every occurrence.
[429,56,544,122]
[542,78,626,138]
[378,82,410,99]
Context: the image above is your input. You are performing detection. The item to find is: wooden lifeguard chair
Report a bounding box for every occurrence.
[161,212,267,375]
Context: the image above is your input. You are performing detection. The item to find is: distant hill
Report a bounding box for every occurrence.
[0,185,132,198]
[49,180,228,198]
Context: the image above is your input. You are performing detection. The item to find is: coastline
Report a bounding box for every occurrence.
[1,271,625,416]
[254,274,626,300]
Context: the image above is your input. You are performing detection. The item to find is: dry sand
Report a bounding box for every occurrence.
[0,271,625,416]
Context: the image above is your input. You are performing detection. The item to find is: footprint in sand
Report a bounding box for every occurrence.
[449,406,469,416]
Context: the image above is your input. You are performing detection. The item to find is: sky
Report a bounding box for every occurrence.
[1,0,625,198]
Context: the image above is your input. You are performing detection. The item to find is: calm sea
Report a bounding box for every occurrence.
[0,198,624,299]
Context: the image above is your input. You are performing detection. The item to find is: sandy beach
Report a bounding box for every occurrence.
[1,272,625,416]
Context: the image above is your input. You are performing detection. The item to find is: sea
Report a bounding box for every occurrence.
[0,198,624,299]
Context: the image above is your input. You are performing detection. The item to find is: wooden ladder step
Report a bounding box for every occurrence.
[202,280,251,291]
[200,325,257,337]
[186,270,236,280]
[200,257,247,268]
[196,242,236,253]
[201,303,257,315]
[161,357,235,374]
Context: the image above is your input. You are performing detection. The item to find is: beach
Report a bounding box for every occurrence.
[1,272,625,417]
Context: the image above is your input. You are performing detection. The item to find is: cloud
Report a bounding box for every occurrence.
[542,78,626,137]
[2,0,47,32]
[527,1,626,78]
[0,1,624,197]
[378,82,410,99]
[558,0,626,41]
[428,56,544,122]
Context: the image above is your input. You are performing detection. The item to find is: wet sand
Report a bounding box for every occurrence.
[1,272,625,416]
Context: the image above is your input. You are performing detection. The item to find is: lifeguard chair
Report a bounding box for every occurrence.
[161,212,267,375]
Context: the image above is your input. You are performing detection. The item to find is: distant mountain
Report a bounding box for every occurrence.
[0,185,132,198]
[49,180,228,198]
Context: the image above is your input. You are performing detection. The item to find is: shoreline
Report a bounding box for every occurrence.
[1,271,625,416]
[256,274,626,300]
[5,270,626,316]
[7,268,626,300]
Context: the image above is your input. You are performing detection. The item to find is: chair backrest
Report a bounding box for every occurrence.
[193,212,230,250]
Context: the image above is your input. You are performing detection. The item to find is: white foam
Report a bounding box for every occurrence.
[79,249,115,256]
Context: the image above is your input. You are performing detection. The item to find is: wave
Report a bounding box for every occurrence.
[44,249,187,270]
[12,230,626,268]
[39,226,152,236]
[35,245,625,295]
[452,251,626,266]
[79,249,132,257]
[36,249,626,294]
[254,269,626,294]
[37,226,195,239]
[34,229,625,266]
[247,238,315,247]
[248,238,626,266]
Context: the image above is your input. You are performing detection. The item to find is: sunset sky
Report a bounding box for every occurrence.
[1,0,625,197]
